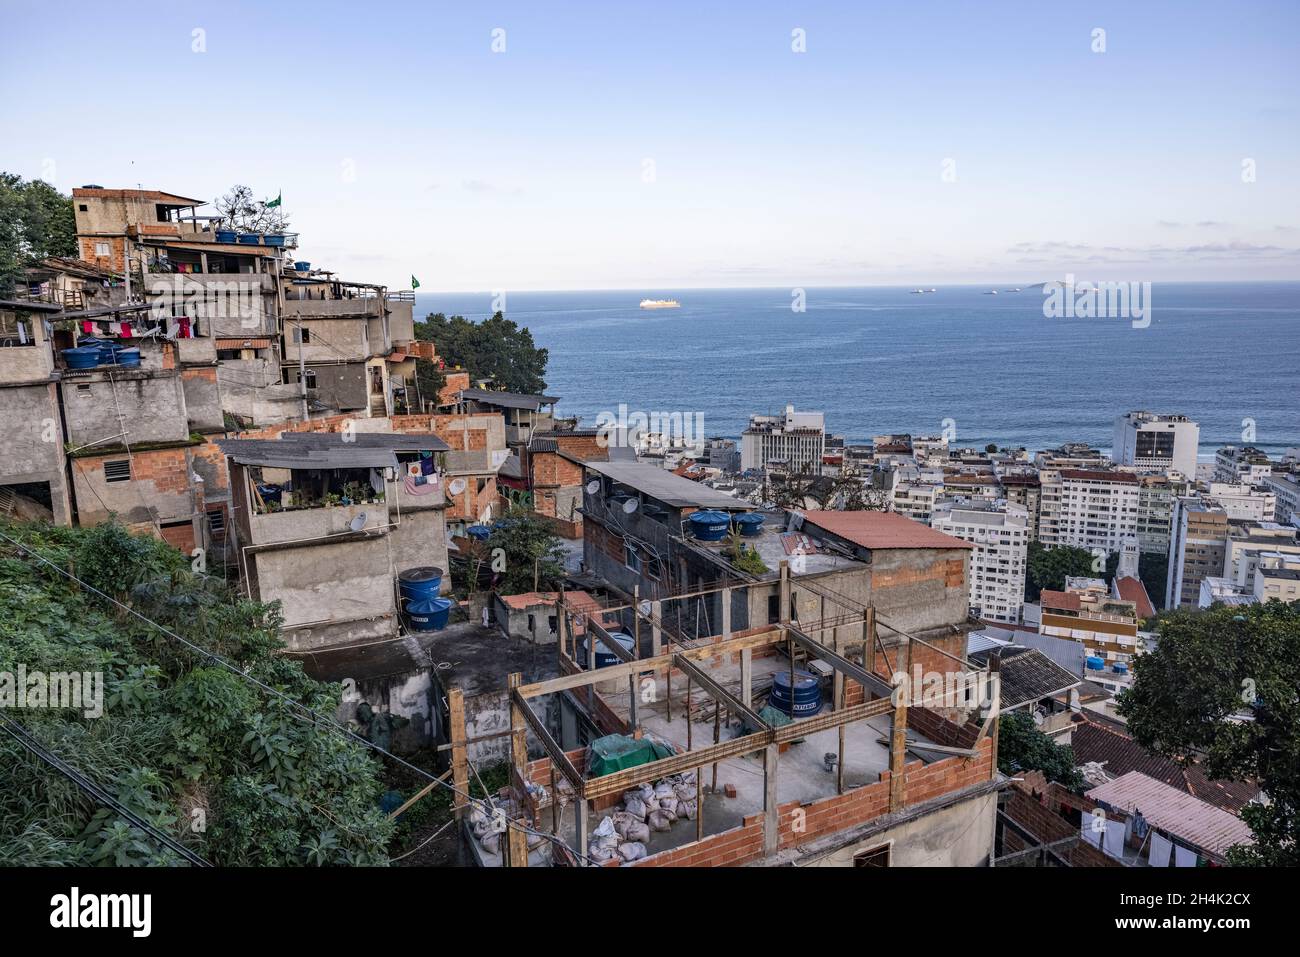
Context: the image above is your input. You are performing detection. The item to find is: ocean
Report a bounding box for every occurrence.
[414,283,1300,459]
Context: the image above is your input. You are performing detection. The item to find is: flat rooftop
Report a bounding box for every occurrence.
[587,460,752,511]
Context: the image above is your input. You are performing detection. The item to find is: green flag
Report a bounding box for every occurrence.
[411,275,421,289]
[265,191,282,209]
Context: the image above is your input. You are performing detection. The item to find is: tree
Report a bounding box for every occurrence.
[985,443,998,454]
[1118,600,1300,866]
[214,184,289,234]
[1024,541,1097,602]
[0,173,77,293]
[997,710,1085,790]
[485,506,566,595]
[415,311,548,395]
[1105,550,1168,613]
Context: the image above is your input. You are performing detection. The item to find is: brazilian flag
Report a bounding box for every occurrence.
[265,191,282,208]
[411,275,421,289]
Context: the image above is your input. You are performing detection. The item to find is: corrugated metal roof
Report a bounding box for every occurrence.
[799,510,974,551]
[584,461,748,510]
[215,438,400,469]
[1086,771,1254,856]
[458,387,559,410]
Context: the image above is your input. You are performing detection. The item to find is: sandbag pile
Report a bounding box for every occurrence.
[590,771,701,863]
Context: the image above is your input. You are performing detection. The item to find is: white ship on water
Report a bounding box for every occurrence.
[640,298,680,309]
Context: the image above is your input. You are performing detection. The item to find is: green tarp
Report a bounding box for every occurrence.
[586,733,675,778]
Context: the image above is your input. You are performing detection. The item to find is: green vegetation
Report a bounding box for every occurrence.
[1024,541,1097,602]
[1119,600,1300,866]
[485,505,566,595]
[725,532,768,576]
[213,184,290,234]
[0,520,393,866]
[0,172,77,294]
[996,710,1084,791]
[415,311,549,396]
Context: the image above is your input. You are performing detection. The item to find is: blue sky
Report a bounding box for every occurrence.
[3,0,1298,290]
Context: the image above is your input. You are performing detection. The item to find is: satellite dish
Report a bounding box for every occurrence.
[638,600,652,617]
[622,498,639,514]
[349,512,368,532]
[448,478,467,496]
[586,480,601,495]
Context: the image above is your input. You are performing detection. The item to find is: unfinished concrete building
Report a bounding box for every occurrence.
[451,564,1004,867]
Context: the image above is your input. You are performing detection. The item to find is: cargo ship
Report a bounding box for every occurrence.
[640,298,680,309]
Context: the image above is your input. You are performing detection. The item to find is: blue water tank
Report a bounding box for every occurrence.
[262,234,286,247]
[1112,662,1129,674]
[237,233,261,245]
[407,596,453,631]
[1086,656,1106,671]
[466,524,491,541]
[216,230,237,244]
[734,512,765,537]
[113,348,141,368]
[688,510,731,541]
[770,670,822,717]
[579,632,635,669]
[398,566,444,607]
[62,346,101,369]
[294,261,311,272]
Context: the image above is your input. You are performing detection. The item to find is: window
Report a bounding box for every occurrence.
[853,843,891,867]
[78,204,88,212]
[293,326,311,343]
[94,242,110,257]
[303,370,317,389]
[207,507,227,540]
[624,543,642,573]
[104,459,131,483]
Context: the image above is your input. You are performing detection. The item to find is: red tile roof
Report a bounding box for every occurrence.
[1113,576,1155,619]
[800,510,973,550]
[1040,589,1082,611]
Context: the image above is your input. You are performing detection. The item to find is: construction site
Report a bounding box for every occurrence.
[442,564,1006,868]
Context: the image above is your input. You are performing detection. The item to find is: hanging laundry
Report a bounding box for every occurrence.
[1149,831,1173,867]
[420,456,436,476]
[81,321,95,334]
[1174,845,1198,868]
[119,321,135,338]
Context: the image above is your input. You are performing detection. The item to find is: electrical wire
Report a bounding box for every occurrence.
[0,712,212,867]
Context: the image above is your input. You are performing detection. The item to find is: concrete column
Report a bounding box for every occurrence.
[763,744,779,853]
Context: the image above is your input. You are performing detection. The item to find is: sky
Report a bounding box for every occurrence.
[2,0,1298,291]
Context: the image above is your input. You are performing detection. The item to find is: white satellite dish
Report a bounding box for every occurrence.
[585,480,601,494]
[622,498,639,514]
[448,478,467,496]
[349,512,368,532]
[638,600,652,616]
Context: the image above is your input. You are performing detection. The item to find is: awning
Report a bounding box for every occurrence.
[217,337,272,349]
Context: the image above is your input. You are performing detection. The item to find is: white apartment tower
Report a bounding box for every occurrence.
[741,404,826,474]
[931,498,1029,624]
[1112,411,1200,479]
[1039,468,1140,557]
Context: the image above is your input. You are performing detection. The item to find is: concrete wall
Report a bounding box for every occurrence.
[799,791,997,867]
[252,535,396,648]
[71,446,198,527]
[0,381,72,524]
[61,371,191,447]
[180,366,224,433]
[298,361,369,411]
[388,507,450,595]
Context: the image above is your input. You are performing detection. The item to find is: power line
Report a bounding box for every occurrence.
[0,528,598,866]
[0,712,211,867]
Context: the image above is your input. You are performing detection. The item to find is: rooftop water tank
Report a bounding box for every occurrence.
[688,510,731,541]
[406,596,453,631]
[770,669,822,717]
[113,348,141,369]
[579,631,635,670]
[466,524,491,541]
[62,346,101,369]
[734,512,765,537]
[1112,662,1129,674]
[1086,656,1105,671]
[398,566,444,607]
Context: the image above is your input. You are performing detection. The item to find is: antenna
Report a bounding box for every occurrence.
[448,478,467,496]
[622,498,639,514]
[349,513,368,532]
[585,480,600,495]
